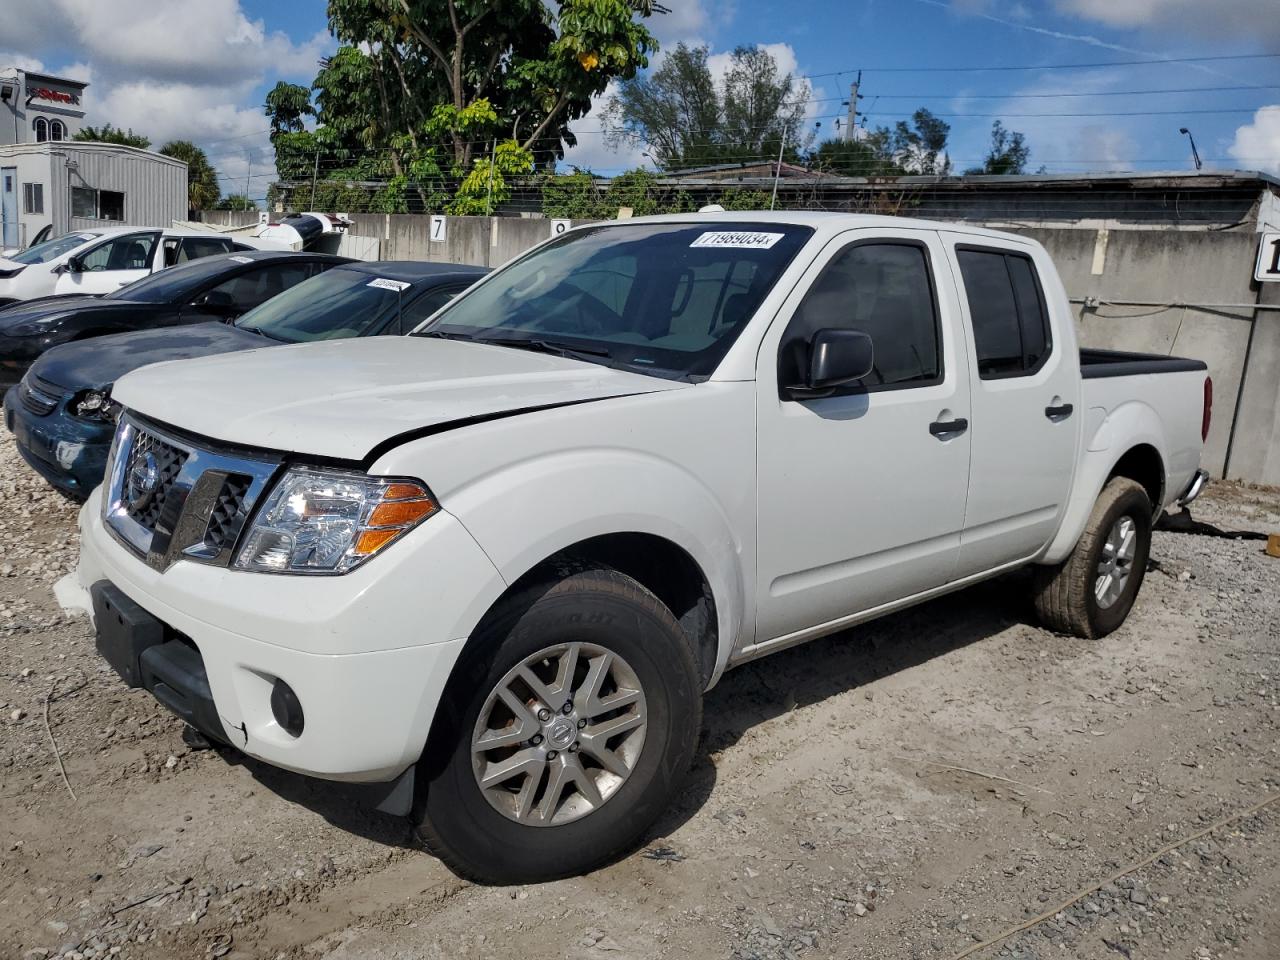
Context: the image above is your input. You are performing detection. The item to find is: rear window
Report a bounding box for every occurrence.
[956,248,1051,378]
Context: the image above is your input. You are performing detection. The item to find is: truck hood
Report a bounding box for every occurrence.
[112,335,689,461]
[34,322,262,390]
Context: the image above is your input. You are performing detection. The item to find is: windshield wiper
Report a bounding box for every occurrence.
[476,335,611,363]
[415,329,475,342]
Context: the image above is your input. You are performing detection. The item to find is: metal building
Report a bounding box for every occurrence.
[1,141,188,249]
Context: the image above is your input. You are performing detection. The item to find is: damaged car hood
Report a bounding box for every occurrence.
[35,322,265,390]
[112,336,688,461]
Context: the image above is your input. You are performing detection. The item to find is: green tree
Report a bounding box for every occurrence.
[73,124,151,149]
[264,81,315,137]
[886,108,951,175]
[603,43,811,170]
[966,120,1030,175]
[159,140,221,212]
[811,137,905,177]
[215,193,256,211]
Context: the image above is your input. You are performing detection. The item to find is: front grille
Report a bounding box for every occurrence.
[104,416,280,571]
[205,474,252,551]
[123,431,188,531]
[18,377,61,416]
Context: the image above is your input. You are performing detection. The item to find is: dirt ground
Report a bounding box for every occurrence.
[1,428,1278,960]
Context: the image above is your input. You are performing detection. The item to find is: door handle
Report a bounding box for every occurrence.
[929,417,968,438]
[1044,402,1074,420]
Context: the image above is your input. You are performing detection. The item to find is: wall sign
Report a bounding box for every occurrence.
[27,86,80,106]
[551,218,572,238]
[430,215,447,242]
[1256,232,1280,283]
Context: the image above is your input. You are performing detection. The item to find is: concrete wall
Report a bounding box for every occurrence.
[344,214,580,269]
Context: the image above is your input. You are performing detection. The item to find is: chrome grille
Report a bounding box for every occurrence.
[204,475,252,552]
[123,431,189,531]
[103,416,280,571]
[18,376,61,416]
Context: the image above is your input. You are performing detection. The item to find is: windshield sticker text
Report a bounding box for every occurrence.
[367,278,411,292]
[690,231,785,250]
[229,255,254,264]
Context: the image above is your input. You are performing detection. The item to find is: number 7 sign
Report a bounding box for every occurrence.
[1256,232,1280,282]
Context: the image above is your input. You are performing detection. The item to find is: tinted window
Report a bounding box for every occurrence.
[237,267,414,342]
[208,262,317,311]
[425,222,813,379]
[179,237,232,262]
[12,231,97,265]
[80,233,157,272]
[388,284,469,334]
[957,248,1051,378]
[780,242,941,392]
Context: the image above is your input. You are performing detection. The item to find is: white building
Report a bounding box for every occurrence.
[1,68,187,249]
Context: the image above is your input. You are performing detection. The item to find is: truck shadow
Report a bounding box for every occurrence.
[215,569,1039,860]
[648,569,1039,844]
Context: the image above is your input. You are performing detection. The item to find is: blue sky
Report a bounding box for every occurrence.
[3,0,1277,198]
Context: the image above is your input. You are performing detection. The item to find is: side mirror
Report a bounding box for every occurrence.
[193,289,239,316]
[55,257,81,275]
[785,328,875,400]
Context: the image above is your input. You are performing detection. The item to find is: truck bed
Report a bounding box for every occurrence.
[1079,348,1208,379]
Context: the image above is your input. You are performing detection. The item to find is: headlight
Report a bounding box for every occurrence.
[71,388,120,422]
[234,467,438,575]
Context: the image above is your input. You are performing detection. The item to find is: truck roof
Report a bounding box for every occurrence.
[603,210,1036,246]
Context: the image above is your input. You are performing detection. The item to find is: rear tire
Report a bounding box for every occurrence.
[1033,477,1152,639]
[413,565,702,884]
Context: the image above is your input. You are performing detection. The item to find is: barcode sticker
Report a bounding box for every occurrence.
[690,231,785,249]
[368,278,411,292]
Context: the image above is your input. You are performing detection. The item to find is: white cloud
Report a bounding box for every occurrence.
[1054,0,1280,42]
[8,0,333,201]
[562,83,649,174]
[1229,106,1280,175]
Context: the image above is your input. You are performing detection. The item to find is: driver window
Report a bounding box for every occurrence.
[80,233,159,272]
[778,242,942,395]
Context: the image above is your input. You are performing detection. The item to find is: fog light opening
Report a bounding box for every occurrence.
[270,679,305,738]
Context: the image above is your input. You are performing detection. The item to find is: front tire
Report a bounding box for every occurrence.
[414,565,702,884]
[1033,477,1153,639]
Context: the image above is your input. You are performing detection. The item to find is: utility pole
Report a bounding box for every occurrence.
[310,150,319,208]
[844,71,862,142]
[769,136,785,211]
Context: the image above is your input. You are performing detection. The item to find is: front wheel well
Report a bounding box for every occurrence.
[505,534,719,689]
[1107,444,1164,512]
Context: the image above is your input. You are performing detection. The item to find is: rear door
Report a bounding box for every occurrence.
[944,237,1079,574]
[754,228,973,643]
[54,231,159,295]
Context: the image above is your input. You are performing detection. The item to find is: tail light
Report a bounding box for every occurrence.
[1201,376,1213,443]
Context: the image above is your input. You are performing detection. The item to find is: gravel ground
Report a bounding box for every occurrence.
[1,428,1278,960]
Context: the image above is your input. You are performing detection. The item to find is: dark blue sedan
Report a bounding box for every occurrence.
[4,260,487,497]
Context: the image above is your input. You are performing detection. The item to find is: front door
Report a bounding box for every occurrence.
[1,168,16,249]
[54,231,160,295]
[754,229,973,644]
[944,236,1080,575]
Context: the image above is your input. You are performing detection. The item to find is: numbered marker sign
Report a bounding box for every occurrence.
[430,215,447,243]
[551,219,572,238]
[1256,232,1280,283]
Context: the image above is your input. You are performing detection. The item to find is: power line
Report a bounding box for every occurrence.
[800,52,1280,79]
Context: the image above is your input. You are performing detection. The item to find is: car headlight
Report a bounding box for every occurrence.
[234,467,438,575]
[71,388,120,422]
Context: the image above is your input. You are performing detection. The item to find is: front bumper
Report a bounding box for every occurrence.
[76,488,506,782]
[4,387,112,496]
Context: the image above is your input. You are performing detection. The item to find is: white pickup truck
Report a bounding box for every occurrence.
[72,213,1211,884]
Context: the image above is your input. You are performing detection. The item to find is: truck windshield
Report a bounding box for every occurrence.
[11,232,99,265]
[235,267,405,342]
[420,222,813,379]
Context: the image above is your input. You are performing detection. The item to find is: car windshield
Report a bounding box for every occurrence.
[420,222,813,379]
[235,267,407,342]
[11,232,99,265]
